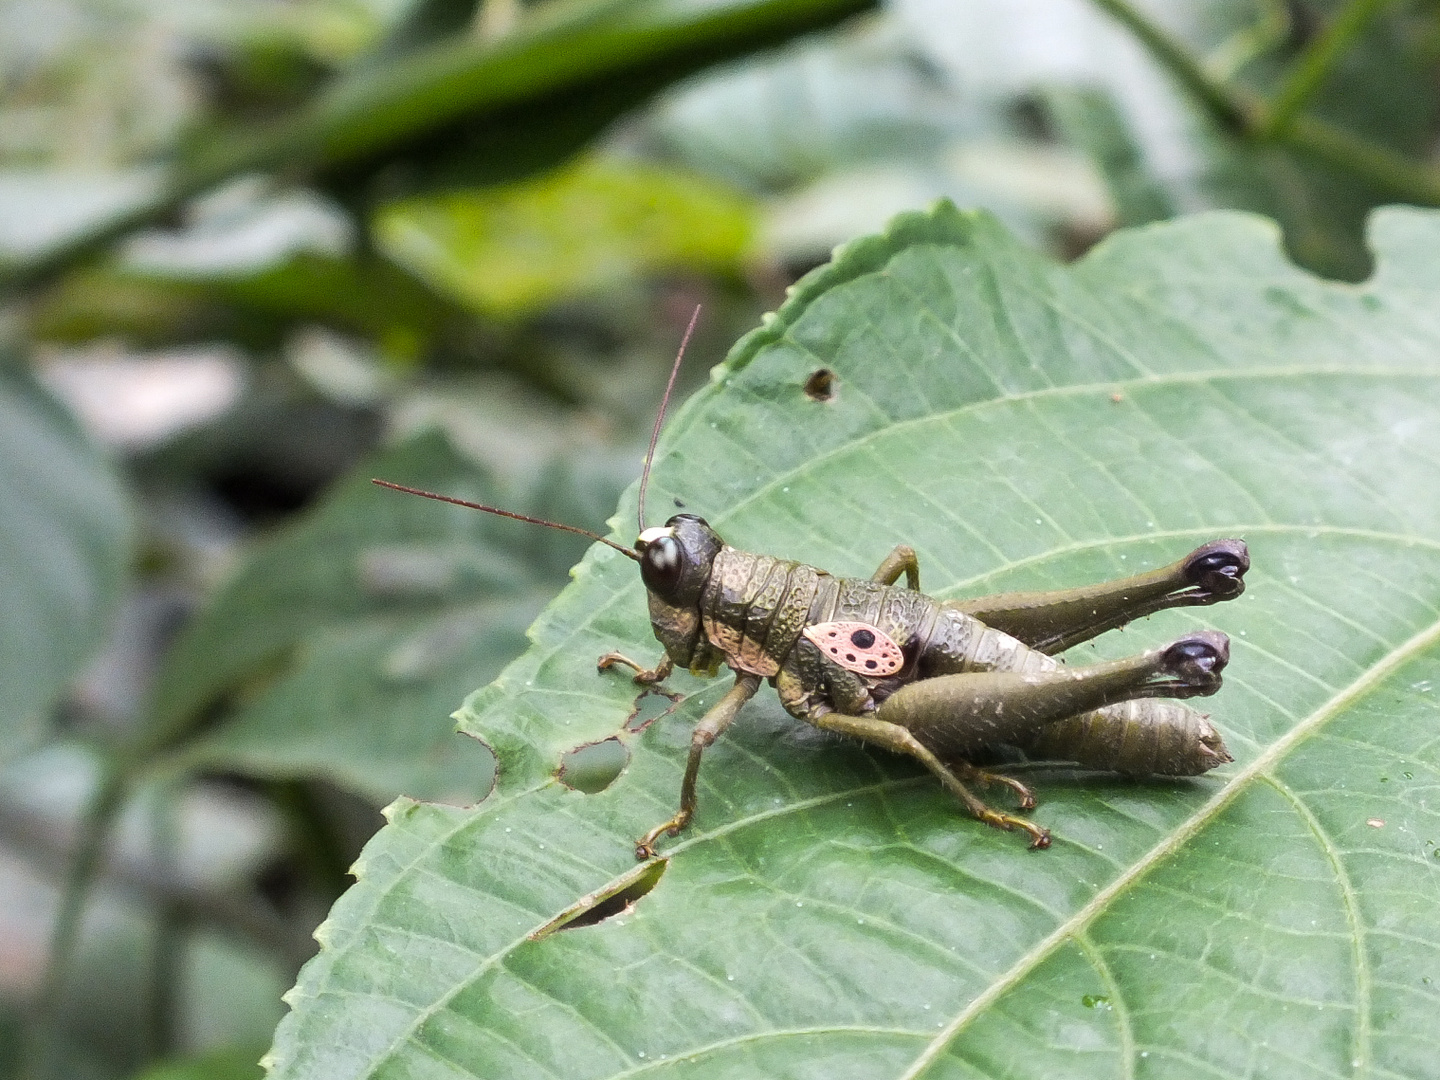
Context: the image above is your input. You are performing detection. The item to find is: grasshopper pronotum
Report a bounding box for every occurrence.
[376,311,1246,855]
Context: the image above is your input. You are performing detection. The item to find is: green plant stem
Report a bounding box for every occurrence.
[1263,0,1392,137]
[1087,0,1252,133]
[26,759,129,1078]
[1286,112,1440,205]
[145,785,185,1064]
[1087,0,1440,206]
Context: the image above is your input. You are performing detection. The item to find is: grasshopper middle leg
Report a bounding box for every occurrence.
[809,710,1052,848]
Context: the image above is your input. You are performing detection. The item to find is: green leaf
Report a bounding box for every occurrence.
[154,431,625,803]
[374,156,756,317]
[2,0,874,296]
[0,375,130,760]
[31,254,453,354]
[133,1048,264,1080]
[266,203,1440,1078]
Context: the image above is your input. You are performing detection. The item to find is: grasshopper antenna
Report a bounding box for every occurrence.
[637,304,701,532]
[370,480,641,562]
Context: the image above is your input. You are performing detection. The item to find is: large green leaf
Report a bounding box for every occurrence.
[0,374,130,759]
[1,0,875,295]
[266,203,1440,1078]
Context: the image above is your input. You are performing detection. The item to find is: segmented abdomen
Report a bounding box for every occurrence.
[1016,699,1231,776]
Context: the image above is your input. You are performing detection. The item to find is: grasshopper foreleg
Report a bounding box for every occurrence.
[598,652,674,685]
[636,672,761,860]
[948,540,1248,654]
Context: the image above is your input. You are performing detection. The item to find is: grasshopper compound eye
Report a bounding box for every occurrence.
[803,621,904,676]
[640,533,683,596]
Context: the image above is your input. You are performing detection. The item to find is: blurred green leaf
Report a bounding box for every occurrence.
[3,0,874,294]
[267,202,1440,1078]
[902,0,1440,278]
[31,254,453,355]
[0,374,130,759]
[1042,87,1175,228]
[0,172,163,264]
[375,156,755,316]
[133,1048,264,1080]
[151,430,628,802]
[644,16,959,192]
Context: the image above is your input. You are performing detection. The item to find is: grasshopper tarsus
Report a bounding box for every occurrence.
[993,773,1038,812]
[948,761,1038,810]
[598,652,674,686]
[635,815,687,861]
[974,806,1050,848]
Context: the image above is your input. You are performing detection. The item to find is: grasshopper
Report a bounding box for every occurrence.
[376,312,1247,855]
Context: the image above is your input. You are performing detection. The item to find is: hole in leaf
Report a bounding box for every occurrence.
[530,858,668,939]
[803,368,836,401]
[557,737,629,793]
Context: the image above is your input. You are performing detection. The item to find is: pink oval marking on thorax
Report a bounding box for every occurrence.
[802,621,904,676]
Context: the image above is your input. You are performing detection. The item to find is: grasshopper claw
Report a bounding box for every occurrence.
[1161,630,1230,690]
[977,807,1050,848]
[635,814,687,860]
[1183,539,1249,600]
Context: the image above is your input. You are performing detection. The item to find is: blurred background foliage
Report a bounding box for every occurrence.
[0,0,1437,1077]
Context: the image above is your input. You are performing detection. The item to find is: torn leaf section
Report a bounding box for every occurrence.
[529,859,668,939]
[624,687,684,733]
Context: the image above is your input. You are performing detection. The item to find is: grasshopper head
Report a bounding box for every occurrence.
[636,514,723,671]
[636,514,721,607]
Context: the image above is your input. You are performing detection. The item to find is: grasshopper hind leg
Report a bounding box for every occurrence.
[951,539,1248,654]
[812,631,1228,849]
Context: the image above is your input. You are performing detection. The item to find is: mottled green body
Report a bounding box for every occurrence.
[621,515,1244,853]
[660,544,1226,776]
